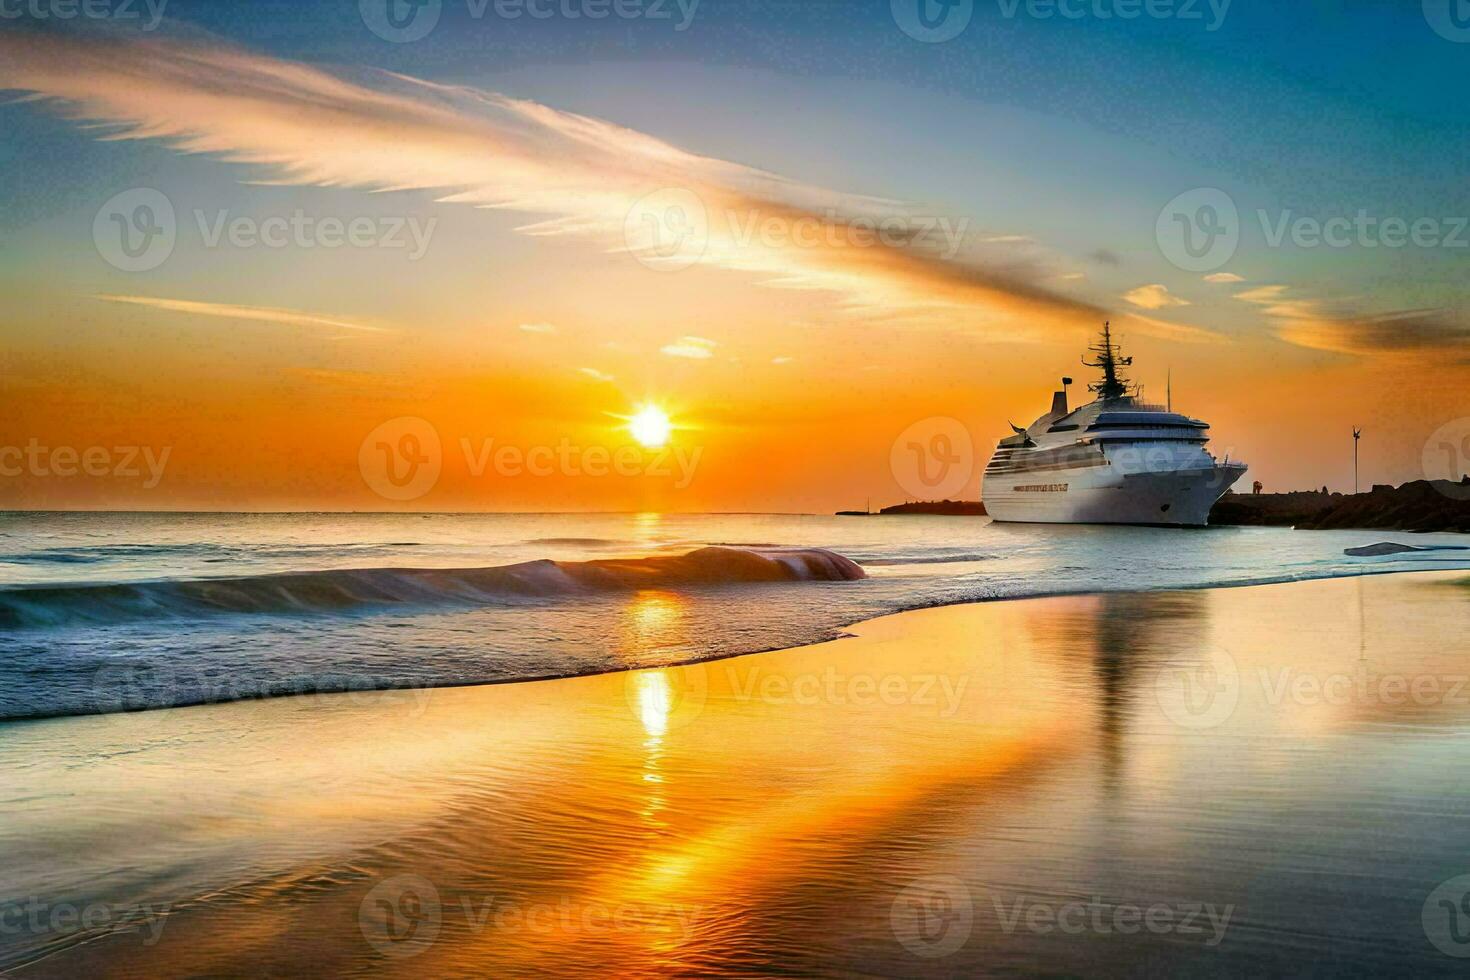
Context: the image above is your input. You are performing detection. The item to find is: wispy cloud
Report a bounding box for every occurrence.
[1122,283,1189,310]
[1234,285,1470,356]
[1234,285,1288,304]
[578,366,614,382]
[95,294,387,333]
[660,336,717,359]
[0,29,1171,342]
[1203,272,1244,283]
[519,322,557,334]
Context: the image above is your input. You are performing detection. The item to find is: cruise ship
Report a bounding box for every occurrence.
[982,323,1246,527]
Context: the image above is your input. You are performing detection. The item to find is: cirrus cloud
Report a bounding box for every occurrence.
[0,28,1220,345]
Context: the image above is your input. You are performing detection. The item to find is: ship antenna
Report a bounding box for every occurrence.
[1081,320,1133,401]
[1167,367,1172,413]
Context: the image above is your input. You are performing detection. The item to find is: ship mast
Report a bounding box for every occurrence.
[1082,321,1133,401]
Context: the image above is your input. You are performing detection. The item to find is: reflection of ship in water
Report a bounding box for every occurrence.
[1029,590,1213,794]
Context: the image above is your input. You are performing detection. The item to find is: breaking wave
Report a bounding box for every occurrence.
[0,547,865,630]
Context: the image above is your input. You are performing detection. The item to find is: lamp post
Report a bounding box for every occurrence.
[1353,427,1362,494]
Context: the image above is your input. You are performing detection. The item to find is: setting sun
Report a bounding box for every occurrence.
[629,405,673,448]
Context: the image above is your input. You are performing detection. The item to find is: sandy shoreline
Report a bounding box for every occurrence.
[5,570,1470,976]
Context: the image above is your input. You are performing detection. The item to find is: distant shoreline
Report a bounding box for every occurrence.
[1210,478,1470,533]
[836,500,988,517]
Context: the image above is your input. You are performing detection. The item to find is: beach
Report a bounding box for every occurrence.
[6,570,1470,977]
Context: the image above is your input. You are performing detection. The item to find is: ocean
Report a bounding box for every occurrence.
[4,511,1470,722]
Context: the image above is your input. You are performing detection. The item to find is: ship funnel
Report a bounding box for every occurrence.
[1050,389,1068,416]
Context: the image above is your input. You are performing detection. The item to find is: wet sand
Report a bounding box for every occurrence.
[5,571,1470,977]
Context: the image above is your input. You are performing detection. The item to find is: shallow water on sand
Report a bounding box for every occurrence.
[4,511,1469,721]
[4,572,1470,976]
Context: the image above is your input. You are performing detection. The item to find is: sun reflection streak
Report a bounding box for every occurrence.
[635,671,673,740]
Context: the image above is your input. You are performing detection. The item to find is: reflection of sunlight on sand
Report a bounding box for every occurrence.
[425,601,1090,975]
[635,672,673,739]
[635,671,670,829]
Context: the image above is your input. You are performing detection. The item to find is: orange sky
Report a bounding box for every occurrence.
[3,27,1468,511]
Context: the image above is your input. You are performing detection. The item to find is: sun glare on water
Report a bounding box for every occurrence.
[629,405,672,448]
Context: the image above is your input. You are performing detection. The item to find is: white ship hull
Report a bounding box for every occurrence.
[983,462,1246,527]
[980,323,1247,527]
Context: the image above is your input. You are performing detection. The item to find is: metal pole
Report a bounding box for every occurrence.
[1352,428,1361,494]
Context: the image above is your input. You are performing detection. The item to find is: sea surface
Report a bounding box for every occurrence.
[4,572,1470,976]
[3,511,1470,721]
